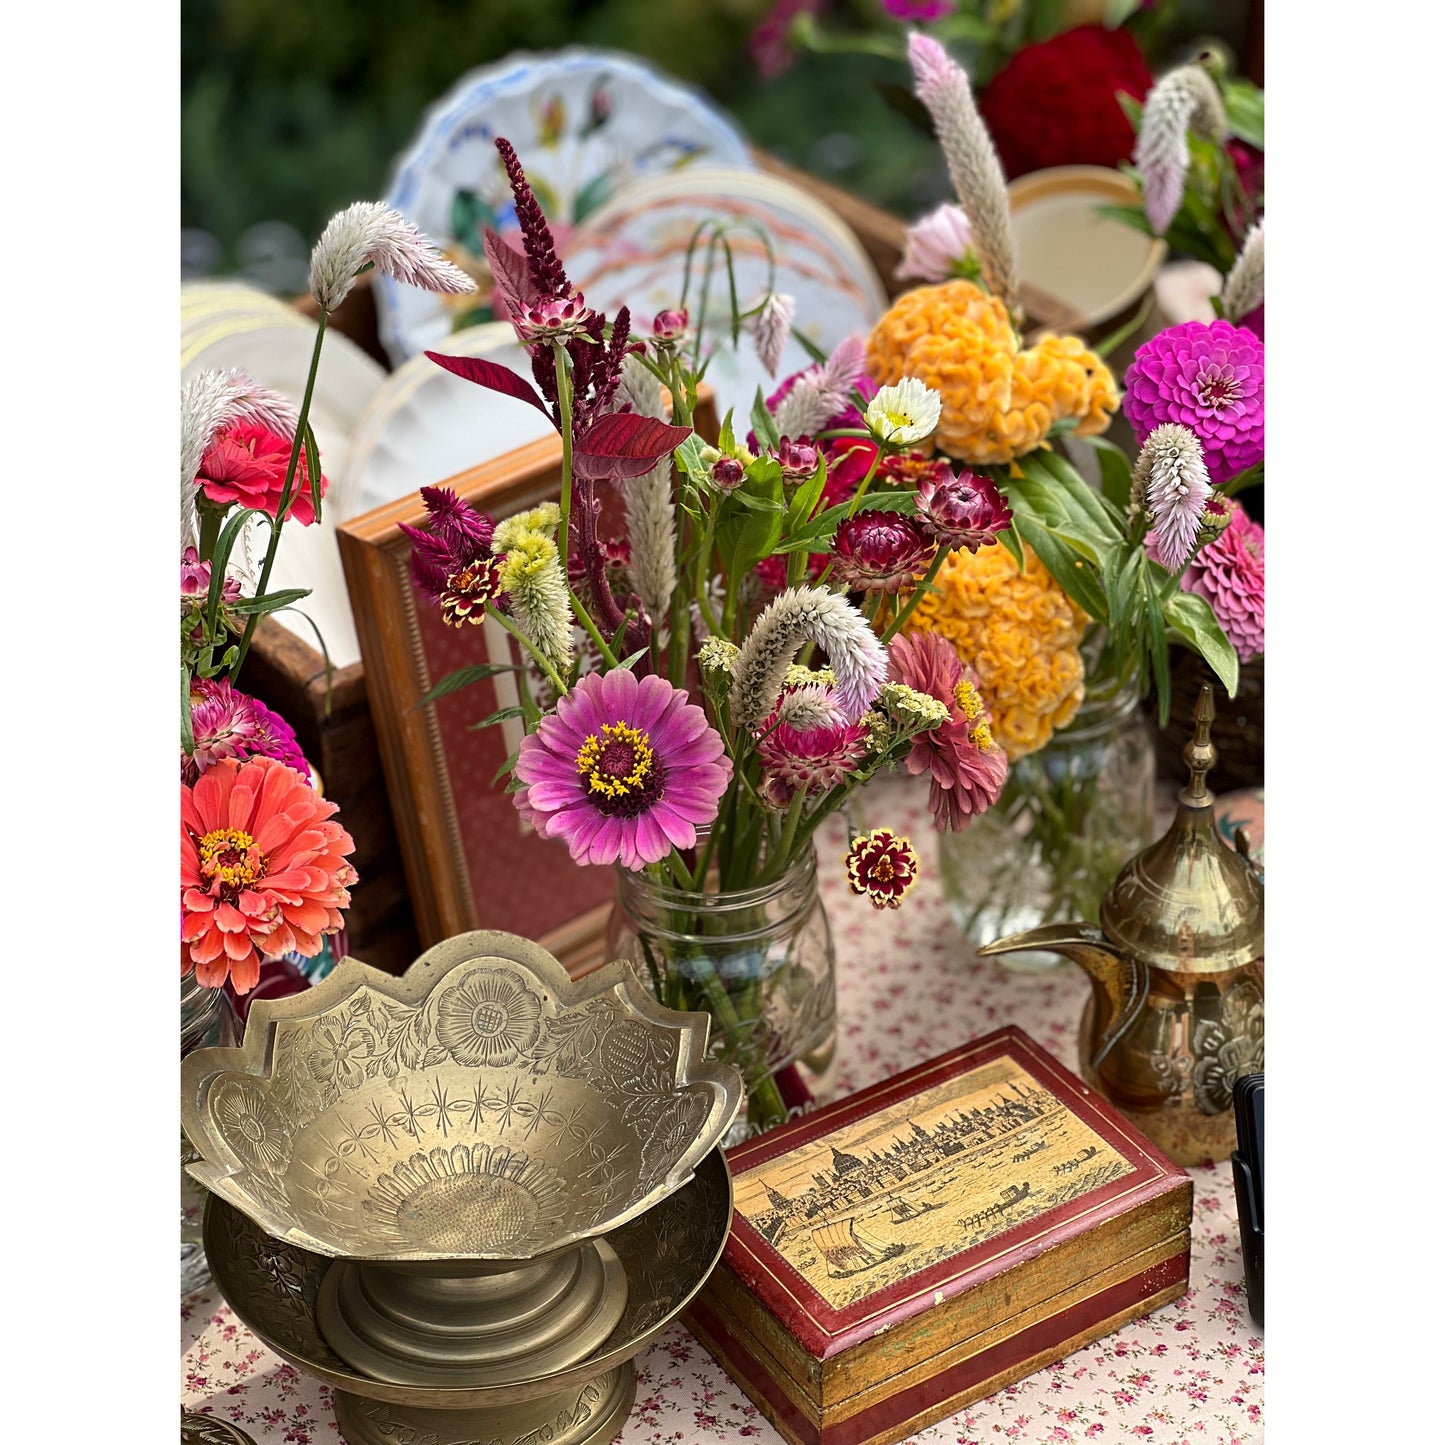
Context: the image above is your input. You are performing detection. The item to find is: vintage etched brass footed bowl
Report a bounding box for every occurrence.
[183,931,742,1445]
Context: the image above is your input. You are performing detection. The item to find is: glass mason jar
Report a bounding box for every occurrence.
[607,847,837,1143]
[181,972,240,1296]
[937,680,1156,969]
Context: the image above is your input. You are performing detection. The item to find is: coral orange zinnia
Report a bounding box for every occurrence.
[181,756,356,993]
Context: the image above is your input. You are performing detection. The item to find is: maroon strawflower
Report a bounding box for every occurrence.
[831,511,937,593]
[773,436,820,483]
[915,468,1013,552]
[845,828,920,910]
[711,457,745,493]
[978,25,1154,179]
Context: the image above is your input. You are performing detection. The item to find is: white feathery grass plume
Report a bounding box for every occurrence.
[775,684,847,732]
[731,586,889,726]
[309,201,477,311]
[1134,64,1227,235]
[750,292,796,377]
[1220,220,1265,322]
[180,369,299,550]
[497,535,575,677]
[617,356,678,627]
[908,33,1018,318]
[1134,423,1212,570]
[773,334,868,441]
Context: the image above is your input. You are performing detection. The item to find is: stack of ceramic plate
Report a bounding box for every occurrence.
[337,323,553,523]
[564,165,889,426]
[182,281,388,669]
[375,47,754,366]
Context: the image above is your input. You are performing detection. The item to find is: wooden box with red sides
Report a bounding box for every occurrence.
[684,1027,1192,1445]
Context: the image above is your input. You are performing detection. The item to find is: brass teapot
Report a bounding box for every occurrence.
[979,685,1263,1166]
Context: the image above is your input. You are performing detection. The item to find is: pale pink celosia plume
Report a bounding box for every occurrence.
[750,291,796,377]
[908,32,1017,317]
[1220,219,1265,323]
[1134,422,1212,570]
[1134,64,1227,234]
[180,369,299,550]
[897,202,973,283]
[772,334,868,439]
[309,201,478,311]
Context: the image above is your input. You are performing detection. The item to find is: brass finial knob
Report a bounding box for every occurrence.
[1183,683,1217,805]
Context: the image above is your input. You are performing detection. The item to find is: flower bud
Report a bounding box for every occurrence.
[711,457,746,492]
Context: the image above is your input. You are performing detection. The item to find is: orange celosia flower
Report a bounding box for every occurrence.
[865,281,1119,465]
[907,541,1087,760]
[181,756,356,993]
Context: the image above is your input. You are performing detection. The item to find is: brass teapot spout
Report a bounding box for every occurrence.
[978,686,1264,1167]
[978,925,1147,1072]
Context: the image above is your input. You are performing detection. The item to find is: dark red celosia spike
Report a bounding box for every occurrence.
[398,523,454,600]
[495,136,571,299]
[593,305,639,416]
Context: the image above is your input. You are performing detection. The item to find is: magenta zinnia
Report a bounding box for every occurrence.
[914,468,1012,552]
[845,828,920,910]
[185,678,311,785]
[513,669,732,870]
[888,631,1008,831]
[1123,320,1264,485]
[831,512,937,593]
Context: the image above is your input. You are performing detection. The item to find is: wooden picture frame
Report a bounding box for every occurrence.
[337,434,620,977]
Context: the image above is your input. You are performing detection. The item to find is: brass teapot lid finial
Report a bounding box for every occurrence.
[1098,681,1263,974]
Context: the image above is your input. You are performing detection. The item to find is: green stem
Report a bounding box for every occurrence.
[844,447,884,520]
[880,544,950,642]
[233,310,327,678]
[487,606,569,699]
[694,505,722,636]
[196,502,223,566]
[566,584,619,669]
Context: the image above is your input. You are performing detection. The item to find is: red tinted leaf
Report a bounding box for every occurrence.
[576,411,691,464]
[572,450,671,483]
[425,352,554,421]
[481,229,537,323]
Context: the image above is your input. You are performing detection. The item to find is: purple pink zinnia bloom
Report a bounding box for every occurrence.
[1174,501,1264,663]
[1123,320,1263,486]
[513,668,732,871]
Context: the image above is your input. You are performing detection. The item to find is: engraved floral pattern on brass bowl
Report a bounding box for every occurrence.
[182,932,743,1261]
[201,1148,734,1410]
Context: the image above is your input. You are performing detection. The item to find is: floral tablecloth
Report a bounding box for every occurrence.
[181,772,1263,1445]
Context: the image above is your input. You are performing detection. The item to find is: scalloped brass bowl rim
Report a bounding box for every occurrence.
[182,930,743,1261]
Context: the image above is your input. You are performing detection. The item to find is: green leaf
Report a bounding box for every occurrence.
[750,386,781,452]
[303,421,323,522]
[491,748,520,786]
[273,605,334,717]
[1103,0,1142,23]
[1221,461,1264,498]
[203,505,266,636]
[227,587,312,616]
[420,662,519,705]
[1222,78,1265,150]
[997,524,1025,573]
[674,432,714,491]
[572,171,613,225]
[468,705,527,731]
[1117,92,1145,130]
[775,490,917,553]
[784,453,828,536]
[716,464,786,582]
[1094,201,1156,240]
[787,328,830,366]
[1012,514,1108,621]
[181,665,195,756]
[615,647,649,672]
[1081,435,1135,513]
[727,489,786,513]
[1101,544,1143,634]
[1164,589,1240,698]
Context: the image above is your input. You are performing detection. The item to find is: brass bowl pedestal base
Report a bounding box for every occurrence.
[317,1242,628,1387]
[332,1362,637,1445]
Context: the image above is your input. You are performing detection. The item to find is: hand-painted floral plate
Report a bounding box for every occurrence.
[565,166,888,426]
[375,48,753,366]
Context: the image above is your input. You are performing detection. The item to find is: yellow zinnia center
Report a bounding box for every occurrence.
[954,680,984,721]
[575,723,655,799]
[199,827,265,892]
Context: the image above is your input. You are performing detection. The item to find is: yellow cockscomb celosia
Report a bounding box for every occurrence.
[908,541,1087,760]
[865,281,1119,465]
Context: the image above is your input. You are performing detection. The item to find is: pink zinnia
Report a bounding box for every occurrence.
[186,678,311,785]
[513,669,732,871]
[1178,501,1265,663]
[182,756,355,994]
[888,631,1008,831]
[196,422,326,524]
[831,512,937,593]
[1123,320,1264,486]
